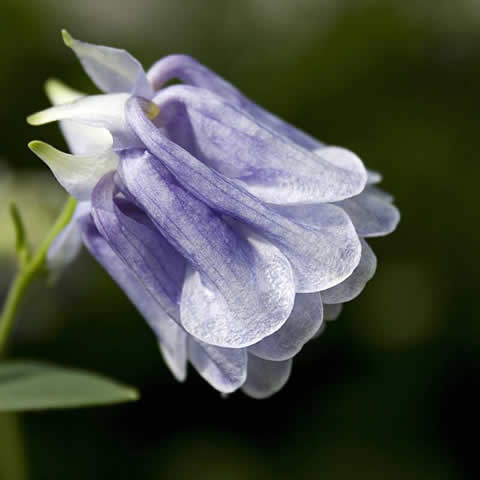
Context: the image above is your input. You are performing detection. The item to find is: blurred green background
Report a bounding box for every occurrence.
[1,0,479,478]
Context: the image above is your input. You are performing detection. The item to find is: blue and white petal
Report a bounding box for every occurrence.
[336,187,400,237]
[242,355,292,399]
[188,340,247,393]
[154,85,367,204]
[321,239,377,304]
[323,303,343,321]
[45,78,113,156]
[248,293,323,361]
[125,97,362,293]
[118,150,296,348]
[91,172,185,320]
[62,30,154,98]
[147,54,323,150]
[27,93,140,150]
[79,214,188,381]
[47,201,90,271]
[28,141,118,201]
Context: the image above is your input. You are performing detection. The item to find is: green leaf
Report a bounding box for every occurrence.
[0,361,139,411]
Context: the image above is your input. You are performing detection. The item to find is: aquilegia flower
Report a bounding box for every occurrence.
[28,31,399,398]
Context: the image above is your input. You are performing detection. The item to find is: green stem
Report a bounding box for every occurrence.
[0,413,28,480]
[0,196,77,356]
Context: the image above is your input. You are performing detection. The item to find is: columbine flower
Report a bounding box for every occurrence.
[28,31,399,398]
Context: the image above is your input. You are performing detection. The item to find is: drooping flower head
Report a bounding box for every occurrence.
[28,31,399,398]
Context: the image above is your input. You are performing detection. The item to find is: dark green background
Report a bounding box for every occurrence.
[1,0,478,478]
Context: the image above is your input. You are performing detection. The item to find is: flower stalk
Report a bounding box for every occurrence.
[0,196,77,356]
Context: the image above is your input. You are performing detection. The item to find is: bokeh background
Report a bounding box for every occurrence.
[1,0,479,478]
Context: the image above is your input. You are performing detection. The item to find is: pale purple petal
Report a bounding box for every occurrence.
[45,79,112,156]
[28,141,118,201]
[147,54,323,149]
[321,239,377,304]
[125,98,362,292]
[242,355,292,399]
[90,171,185,320]
[323,303,343,321]
[118,150,296,348]
[62,30,154,98]
[367,185,395,203]
[367,170,382,184]
[28,93,140,151]
[188,339,247,393]
[336,187,400,237]
[154,85,367,204]
[158,321,188,383]
[79,214,187,381]
[47,201,90,271]
[248,292,323,361]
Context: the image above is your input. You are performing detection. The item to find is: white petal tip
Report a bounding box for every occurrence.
[28,140,45,154]
[45,78,84,105]
[26,113,43,126]
[27,106,59,125]
[28,140,56,164]
[62,29,74,48]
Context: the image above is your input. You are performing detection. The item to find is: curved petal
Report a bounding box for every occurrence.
[188,339,247,393]
[248,292,323,361]
[147,54,323,149]
[45,78,112,155]
[28,141,118,201]
[79,214,187,381]
[321,239,377,304]
[27,93,140,150]
[367,185,395,203]
[154,85,367,204]
[181,236,295,348]
[90,172,185,320]
[242,355,292,399]
[323,303,343,321]
[125,98,362,292]
[157,322,188,383]
[118,150,296,348]
[335,187,400,237]
[62,30,154,98]
[47,201,90,272]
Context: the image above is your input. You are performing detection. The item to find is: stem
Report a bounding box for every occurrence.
[0,196,77,356]
[0,413,28,480]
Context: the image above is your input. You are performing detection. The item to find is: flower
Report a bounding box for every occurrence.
[28,31,399,398]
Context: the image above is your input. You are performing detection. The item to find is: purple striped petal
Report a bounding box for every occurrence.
[242,355,292,399]
[90,171,185,320]
[125,98,362,292]
[79,214,187,381]
[188,339,247,393]
[153,85,367,204]
[147,54,323,149]
[336,187,400,237]
[118,150,296,348]
[248,292,323,361]
[321,239,377,304]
